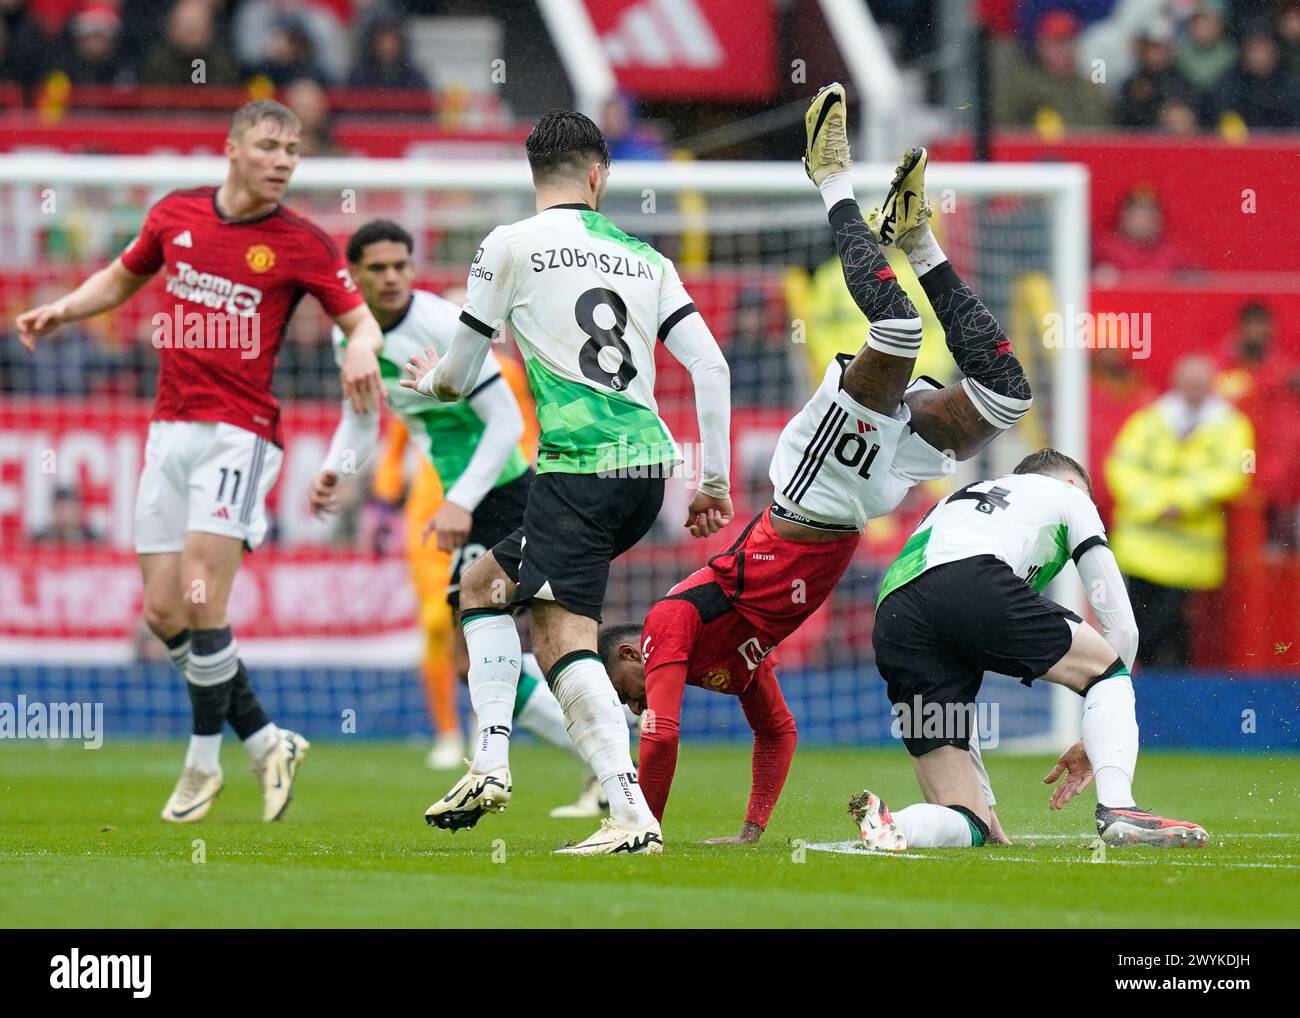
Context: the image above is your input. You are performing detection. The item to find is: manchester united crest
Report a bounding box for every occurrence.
[705,668,730,690]
[245,244,276,273]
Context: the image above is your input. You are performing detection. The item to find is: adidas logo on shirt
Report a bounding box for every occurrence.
[211,506,230,520]
[172,231,193,248]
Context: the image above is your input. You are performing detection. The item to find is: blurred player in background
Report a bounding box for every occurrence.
[405,109,733,855]
[14,99,386,823]
[367,417,464,765]
[592,84,1035,842]
[859,449,1208,850]
[311,222,607,817]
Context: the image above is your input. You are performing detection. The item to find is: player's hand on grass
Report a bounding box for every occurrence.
[685,491,733,538]
[987,807,1012,845]
[309,470,340,517]
[399,346,441,398]
[700,821,763,845]
[423,500,472,552]
[15,300,70,350]
[1043,740,1094,811]
[341,341,385,414]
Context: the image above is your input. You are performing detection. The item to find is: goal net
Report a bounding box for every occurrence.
[0,155,1088,752]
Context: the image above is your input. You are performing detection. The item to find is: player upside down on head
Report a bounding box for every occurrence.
[854,448,1208,851]
[598,83,1035,841]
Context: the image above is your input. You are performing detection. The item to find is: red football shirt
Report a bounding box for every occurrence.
[119,186,364,445]
[638,578,798,830]
[637,509,861,828]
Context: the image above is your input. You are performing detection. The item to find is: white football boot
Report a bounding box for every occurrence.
[553,817,663,856]
[252,729,310,822]
[549,776,610,819]
[425,766,511,831]
[867,146,933,248]
[802,81,851,186]
[848,789,907,851]
[1096,805,1208,848]
[161,767,223,824]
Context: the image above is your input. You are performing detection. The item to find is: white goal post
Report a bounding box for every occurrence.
[0,154,1089,750]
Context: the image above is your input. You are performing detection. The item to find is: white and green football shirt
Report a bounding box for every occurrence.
[877,472,1109,605]
[458,204,693,475]
[331,289,529,492]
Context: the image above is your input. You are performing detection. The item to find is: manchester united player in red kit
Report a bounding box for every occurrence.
[599,512,856,843]
[15,100,385,823]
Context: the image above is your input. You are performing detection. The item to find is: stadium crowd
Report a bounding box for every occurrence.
[0,1,1295,135]
[0,0,432,90]
[985,0,1300,131]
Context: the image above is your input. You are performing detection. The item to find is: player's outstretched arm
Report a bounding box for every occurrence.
[311,399,380,517]
[426,372,526,552]
[660,311,734,536]
[334,305,385,414]
[400,324,492,404]
[699,669,796,845]
[15,258,151,350]
[639,661,689,826]
[1075,543,1140,671]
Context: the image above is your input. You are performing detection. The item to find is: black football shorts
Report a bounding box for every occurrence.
[447,469,534,609]
[873,554,1080,756]
[490,471,665,622]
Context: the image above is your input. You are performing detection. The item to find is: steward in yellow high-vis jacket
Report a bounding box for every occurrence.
[1105,357,1253,593]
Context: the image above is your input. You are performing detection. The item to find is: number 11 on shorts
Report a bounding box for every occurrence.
[216,467,242,505]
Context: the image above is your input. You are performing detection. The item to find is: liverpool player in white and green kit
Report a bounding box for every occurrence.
[856,449,1208,851]
[403,111,733,855]
[310,220,603,804]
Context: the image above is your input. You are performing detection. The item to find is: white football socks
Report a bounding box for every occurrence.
[550,654,654,829]
[243,722,281,761]
[185,734,222,773]
[515,654,584,763]
[893,803,973,848]
[165,633,191,674]
[818,171,855,212]
[898,221,948,275]
[1083,673,1139,808]
[462,611,523,773]
[866,316,923,358]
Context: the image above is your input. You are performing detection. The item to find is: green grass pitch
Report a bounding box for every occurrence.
[1,741,1296,928]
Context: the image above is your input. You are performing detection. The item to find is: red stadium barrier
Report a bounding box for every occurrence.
[932,133,1300,273]
[1205,494,1300,674]
[0,546,418,641]
[1091,277,1300,385]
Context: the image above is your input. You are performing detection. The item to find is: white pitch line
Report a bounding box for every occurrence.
[802,841,1300,870]
[802,842,928,858]
[1013,832,1300,842]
